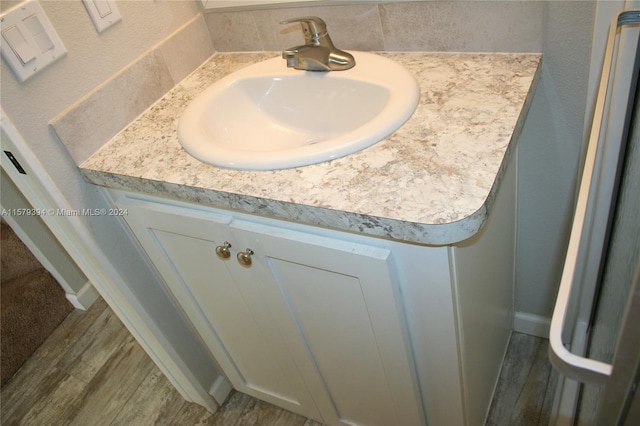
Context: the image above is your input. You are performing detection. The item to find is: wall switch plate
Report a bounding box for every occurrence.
[83,0,121,34]
[0,0,67,82]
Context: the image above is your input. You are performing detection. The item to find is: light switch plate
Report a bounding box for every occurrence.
[82,0,121,33]
[0,0,67,82]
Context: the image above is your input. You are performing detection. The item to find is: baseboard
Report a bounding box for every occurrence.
[209,374,232,406]
[513,311,551,338]
[66,280,100,310]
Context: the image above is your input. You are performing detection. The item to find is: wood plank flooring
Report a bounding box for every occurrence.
[1,297,556,425]
[486,333,559,425]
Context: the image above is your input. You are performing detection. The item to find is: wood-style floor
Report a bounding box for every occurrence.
[486,333,559,425]
[1,298,557,425]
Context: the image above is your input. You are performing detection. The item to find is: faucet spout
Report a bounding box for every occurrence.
[280,17,355,72]
[282,48,299,68]
[282,45,333,72]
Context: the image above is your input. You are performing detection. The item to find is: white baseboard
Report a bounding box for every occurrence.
[209,374,232,407]
[513,311,551,338]
[66,280,100,310]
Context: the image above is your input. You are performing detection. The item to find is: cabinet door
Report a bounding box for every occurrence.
[119,198,322,420]
[231,220,426,426]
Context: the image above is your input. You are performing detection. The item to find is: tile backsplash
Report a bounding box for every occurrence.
[204,1,544,53]
[50,15,214,165]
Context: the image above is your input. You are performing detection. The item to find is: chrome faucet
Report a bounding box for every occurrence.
[280,16,355,72]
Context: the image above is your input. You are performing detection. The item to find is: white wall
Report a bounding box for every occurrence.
[515,2,597,329]
[1,0,220,402]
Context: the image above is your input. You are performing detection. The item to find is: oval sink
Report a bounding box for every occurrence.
[177,52,419,170]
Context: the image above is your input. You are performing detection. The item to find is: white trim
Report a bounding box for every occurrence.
[65,280,100,310]
[551,6,640,383]
[549,320,589,426]
[0,109,218,412]
[513,311,550,339]
[209,375,233,405]
[580,0,627,163]
[549,7,637,388]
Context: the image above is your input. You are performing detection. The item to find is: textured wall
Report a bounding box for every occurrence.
[515,2,596,323]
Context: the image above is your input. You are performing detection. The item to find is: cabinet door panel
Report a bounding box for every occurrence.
[271,259,395,425]
[120,198,321,419]
[152,231,299,399]
[231,220,425,426]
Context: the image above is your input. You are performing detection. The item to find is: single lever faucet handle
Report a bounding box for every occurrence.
[280,16,328,43]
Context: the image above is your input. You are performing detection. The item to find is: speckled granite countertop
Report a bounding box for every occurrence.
[80,51,541,245]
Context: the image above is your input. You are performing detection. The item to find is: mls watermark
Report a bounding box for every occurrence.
[1,208,128,217]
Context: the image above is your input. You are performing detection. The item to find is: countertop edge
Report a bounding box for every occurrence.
[81,168,490,245]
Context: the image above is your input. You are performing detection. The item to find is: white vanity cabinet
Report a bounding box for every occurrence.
[116,193,426,426]
[77,48,535,425]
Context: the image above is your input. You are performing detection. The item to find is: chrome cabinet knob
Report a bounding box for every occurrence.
[237,248,254,267]
[215,241,232,260]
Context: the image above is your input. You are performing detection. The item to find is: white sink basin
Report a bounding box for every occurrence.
[177,52,419,170]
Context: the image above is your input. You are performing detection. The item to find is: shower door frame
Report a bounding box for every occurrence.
[549,7,640,425]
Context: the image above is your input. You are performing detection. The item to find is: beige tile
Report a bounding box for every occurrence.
[204,10,263,52]
[49,12,214,166]
[49,51,175,165]
[380,1,544,52]
[252,4,385,51]
[205,1,543,54]
[160,15,215,83]
[204,3,385,53]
